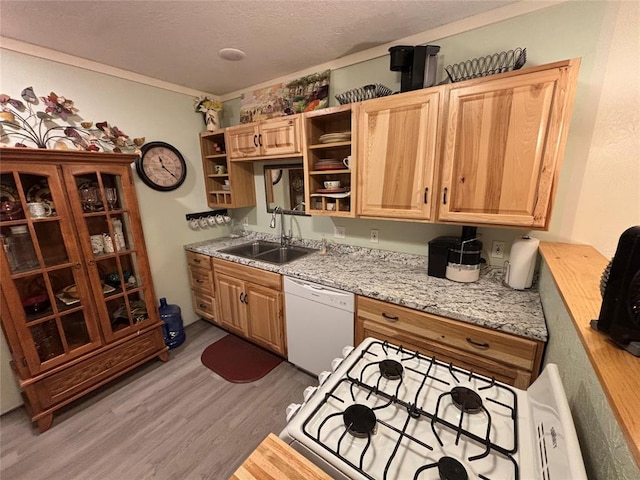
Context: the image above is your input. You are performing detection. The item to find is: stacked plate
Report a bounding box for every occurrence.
[315,158,347,170]
[318,131,351,144]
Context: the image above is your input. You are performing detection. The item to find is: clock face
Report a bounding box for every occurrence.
[136,142,187,191]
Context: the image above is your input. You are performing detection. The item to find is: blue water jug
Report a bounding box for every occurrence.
[159,297,186,349]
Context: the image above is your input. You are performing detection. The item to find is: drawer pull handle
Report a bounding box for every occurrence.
[423,187,429,204]
[193,259,201,263]
[253,135,259,147]
[199,303,207,308]
[196,279,204,283]
[443,187,448,205]
[466,337,489,349]
[382,312,399,322]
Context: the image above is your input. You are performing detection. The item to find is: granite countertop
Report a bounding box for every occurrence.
[185,233,548,342]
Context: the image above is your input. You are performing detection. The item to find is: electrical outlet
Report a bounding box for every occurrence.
[241,216,248,226]
[491,240,506,259]
[370,229,379,243]
[334,226,345,239]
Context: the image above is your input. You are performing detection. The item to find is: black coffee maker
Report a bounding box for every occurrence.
[592,226,640,356]
[428,227,482,281]
[389,44,441,92]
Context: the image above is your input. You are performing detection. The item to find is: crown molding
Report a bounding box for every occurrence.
[219,0,566,101]
[0,37,216,98]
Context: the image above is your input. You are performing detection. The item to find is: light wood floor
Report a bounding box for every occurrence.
[0,321,314,480]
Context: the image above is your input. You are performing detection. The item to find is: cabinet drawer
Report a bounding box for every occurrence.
[192,291,215,320]
[357,296,541,372]
[189,266,214,293]
[213,258,281,290]
[186,251,212,270]
[37,330,162,409]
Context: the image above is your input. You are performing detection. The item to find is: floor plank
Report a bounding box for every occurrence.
[0,321,313,480]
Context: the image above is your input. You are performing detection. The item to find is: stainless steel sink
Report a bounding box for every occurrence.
[219,241,316,265]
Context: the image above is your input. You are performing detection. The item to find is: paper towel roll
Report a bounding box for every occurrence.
[506,236,540,289]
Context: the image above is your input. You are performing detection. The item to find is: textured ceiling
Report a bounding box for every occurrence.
[0,0,515,96]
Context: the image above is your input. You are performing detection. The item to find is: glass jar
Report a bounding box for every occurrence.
[8,226,39,271]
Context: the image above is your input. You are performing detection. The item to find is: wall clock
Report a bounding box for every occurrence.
[136,142,187,191]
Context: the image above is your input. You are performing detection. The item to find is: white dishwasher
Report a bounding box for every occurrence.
[284,276,354,376]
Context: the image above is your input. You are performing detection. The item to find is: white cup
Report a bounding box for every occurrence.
[189,218,200,230]
[102,233,115,253]
[27,202,52,218]
[214,165,226,174]
[215,214,225,225]
[342,156,351,169]
[224,179,230,186]
[223,215,231,224]
[90,234,104,254]
[206,215,217,227]
[198,217,208,229]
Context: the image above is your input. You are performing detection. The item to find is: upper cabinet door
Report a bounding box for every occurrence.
[437,61,580,228]
[226,123,261,159]
[259,115,301,157]
[356,89,441,220]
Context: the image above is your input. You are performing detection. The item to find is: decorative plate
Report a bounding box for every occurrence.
[26,180,55,212]
[0,182,19,203]
[315,164,347,171]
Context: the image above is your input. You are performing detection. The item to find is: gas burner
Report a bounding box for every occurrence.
[438,456,468,480]
[379,359,403,380]
[343,404,376,438]
[451,386,483,414]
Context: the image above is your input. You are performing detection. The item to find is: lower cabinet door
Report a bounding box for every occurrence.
[215,273,248,336]
[246,284,285,356]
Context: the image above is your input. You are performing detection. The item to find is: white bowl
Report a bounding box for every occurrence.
[324,181,341,189]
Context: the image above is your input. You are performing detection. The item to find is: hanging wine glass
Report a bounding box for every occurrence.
[105,188,117,210]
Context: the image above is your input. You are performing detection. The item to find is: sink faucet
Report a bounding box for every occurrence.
[270,206,291,247]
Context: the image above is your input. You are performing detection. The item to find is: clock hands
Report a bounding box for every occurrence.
[157,156,179,179]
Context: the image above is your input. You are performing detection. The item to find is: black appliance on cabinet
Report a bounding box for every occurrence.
[389,44,440,92]
[591,226,640,356]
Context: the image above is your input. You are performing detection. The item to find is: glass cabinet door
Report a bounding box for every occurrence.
[62,164,158,342]
[0,164,102,374]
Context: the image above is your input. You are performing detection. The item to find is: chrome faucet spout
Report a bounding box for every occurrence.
[271,206,290,247]
[269,209,277,229]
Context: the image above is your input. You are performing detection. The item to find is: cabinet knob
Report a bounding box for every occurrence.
[87,260,96,267]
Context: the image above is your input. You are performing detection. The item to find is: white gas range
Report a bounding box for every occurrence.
[280,337,587,480]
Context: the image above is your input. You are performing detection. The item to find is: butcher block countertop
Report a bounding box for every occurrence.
[539,242,640,467]
[229,434,331,480]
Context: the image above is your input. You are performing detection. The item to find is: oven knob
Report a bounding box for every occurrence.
[318,371,331,385]
[286,403,301,422]
[342,345,354,358]
[331,357,343,371]
[303,386,318,402]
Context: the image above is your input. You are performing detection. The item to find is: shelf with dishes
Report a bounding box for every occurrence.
[303,104,355,217]
[199,129,256,209]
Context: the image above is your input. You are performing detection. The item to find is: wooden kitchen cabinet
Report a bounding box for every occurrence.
[212,258,286,356]
[303,105,356,217]
[0,148,168,432]
[186,251,217,324]
[199,129,255,208]
[356,88,442,221]
[437,58,580,228]
[226,115,302,161]
[355,296,544,388]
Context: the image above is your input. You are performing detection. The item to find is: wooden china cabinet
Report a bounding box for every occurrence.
[0,147,168,432]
